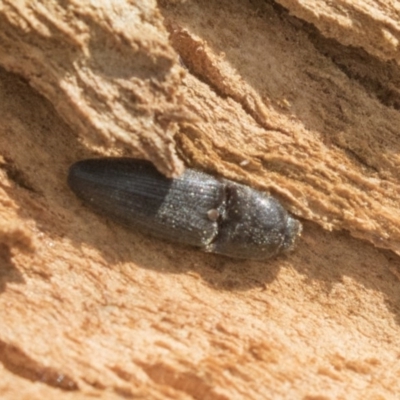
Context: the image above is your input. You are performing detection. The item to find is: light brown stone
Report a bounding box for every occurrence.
[277,0,400,63]
[0,0,400,398]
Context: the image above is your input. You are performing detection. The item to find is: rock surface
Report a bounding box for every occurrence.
[1,0,400,398]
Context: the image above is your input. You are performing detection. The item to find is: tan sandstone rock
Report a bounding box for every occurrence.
[0,0,400,398]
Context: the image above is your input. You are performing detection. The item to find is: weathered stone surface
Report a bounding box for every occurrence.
[1,0,400,399]
[163,1,400,256]
[277,0,400,63]
[0,0,187,176]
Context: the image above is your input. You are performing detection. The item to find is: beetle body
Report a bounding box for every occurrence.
[68,158,301,259]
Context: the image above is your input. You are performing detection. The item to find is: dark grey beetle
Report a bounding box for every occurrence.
[68,158,301,259]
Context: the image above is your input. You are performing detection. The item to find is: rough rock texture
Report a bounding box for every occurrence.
[0,0,188,176]
[1,0,400,398]
[276,0,400,63]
